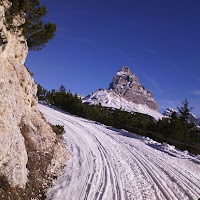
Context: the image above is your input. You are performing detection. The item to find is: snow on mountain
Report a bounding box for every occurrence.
[189,113,200,126]
[82,66,163,120]
[77,94,85,100]
[83,88,163,120]
[162,108,177,117]
[163,108,200,126]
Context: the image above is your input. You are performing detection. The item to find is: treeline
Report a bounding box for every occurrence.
[37,84,200,154]
[37,84,155,128]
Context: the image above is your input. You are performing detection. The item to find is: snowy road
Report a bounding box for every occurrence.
[38,104,200,200]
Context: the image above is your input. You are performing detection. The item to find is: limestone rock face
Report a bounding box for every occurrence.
[0,2,66,187]
[109,66,158,111]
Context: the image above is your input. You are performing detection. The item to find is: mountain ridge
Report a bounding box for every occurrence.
[163,108,200,126]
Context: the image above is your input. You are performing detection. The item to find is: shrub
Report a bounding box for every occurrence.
[52,124,65,135]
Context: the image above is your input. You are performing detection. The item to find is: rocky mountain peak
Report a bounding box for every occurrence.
[109,66,158,111]
[119,65,131,74]
[83,66,162,119]
[114,66,138,81]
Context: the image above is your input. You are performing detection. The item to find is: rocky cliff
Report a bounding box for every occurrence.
[109,66,158,111]
[0,0,66,193]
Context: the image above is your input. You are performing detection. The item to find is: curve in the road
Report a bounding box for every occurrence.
[38,104,200,200]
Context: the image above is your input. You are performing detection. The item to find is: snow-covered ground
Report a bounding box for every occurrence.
[38,104,200,200]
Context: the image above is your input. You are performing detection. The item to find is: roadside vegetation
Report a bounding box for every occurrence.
[37,84,200,155]
[52,124,65,136]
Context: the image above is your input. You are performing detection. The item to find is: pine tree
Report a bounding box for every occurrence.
[59,85,66,93]
[36,83,47,100]
[5,0,56,50]
[177,99,193,123]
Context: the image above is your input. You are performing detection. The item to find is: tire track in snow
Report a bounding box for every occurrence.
[103,129,200,199]
[101,128,200,200]
[41,107,124,200]
[38,105,200,200]
[64,119,123,200]
[134,144,200,199]
[117,135,200,199]
[92,125,168,199]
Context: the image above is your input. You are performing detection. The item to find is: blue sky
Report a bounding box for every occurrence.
[26,0,200,117]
